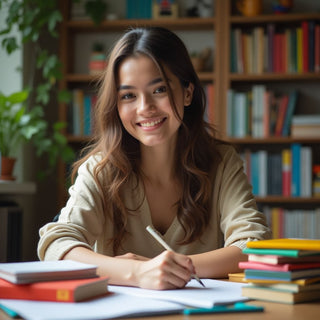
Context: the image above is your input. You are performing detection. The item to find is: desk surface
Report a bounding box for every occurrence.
[1,300,319,320]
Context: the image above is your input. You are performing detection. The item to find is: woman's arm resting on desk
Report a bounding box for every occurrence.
[63,246,195,290]
[190,245,247,279]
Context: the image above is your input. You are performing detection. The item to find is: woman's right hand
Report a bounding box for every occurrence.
[133,250,195,290]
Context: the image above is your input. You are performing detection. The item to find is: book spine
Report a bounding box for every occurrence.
[0,285,74,302]
[301,21,309,73]
[296,27,303,73]
[315,24,320,72]
[282,149,292,197]
[291,143,301,197]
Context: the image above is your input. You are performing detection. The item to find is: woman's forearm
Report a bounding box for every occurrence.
[190,246,248,279]
[63,246,195,289]
[63,246,139,286]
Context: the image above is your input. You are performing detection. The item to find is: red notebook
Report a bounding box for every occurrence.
[0,277,109,302]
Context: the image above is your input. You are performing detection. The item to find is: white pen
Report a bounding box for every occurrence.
[146,225,205,288]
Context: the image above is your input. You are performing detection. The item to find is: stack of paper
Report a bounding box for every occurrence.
[240,238,320,304]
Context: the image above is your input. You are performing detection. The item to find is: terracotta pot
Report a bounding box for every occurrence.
[0,157,16,181]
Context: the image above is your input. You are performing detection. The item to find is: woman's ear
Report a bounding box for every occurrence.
[184,82,194,106]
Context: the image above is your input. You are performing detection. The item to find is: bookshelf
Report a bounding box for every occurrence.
[220,0,320,238]
[57,0,320,238]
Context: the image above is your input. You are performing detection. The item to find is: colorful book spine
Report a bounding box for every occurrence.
[291,143,301,197]
[282,149,291,196]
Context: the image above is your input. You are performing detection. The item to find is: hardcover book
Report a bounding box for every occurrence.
[242,285,320,304]
[0,260,97,284]
[0,277,108,302]
[246,238,320,251]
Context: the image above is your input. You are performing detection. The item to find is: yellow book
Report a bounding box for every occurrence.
[246,238,320,251]
[271,208,280,239]
[247,276,320,286]
[228,272,247,283]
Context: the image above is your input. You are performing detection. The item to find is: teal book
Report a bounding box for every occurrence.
[244,268,320,281]
[243,248,320,257]
[291,143,301,196]
[282,90,298,136]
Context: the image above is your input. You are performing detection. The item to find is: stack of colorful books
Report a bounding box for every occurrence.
[239,238,320,304]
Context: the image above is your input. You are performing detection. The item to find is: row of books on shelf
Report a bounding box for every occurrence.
[227,86,301,138]
[239,238,320,304]
[230,21,320,74]
[71,0,177,20]
[262,206,320,240]
[241,144,314,197]
[68,89,97,136]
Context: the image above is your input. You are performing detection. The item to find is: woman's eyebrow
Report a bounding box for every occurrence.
[117,77,164,91]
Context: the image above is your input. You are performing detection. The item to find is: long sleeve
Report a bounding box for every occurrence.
[38,156,109,260]
[216,144,271,248]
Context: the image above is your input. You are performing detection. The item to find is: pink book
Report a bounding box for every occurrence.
[239,261,320,272]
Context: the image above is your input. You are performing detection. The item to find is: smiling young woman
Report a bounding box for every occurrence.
[38,27,271,290]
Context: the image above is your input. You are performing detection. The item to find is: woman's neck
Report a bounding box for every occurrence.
[140,143,176,184]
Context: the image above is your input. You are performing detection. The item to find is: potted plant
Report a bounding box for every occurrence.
[0,0,76,181]
[0,90,73,180]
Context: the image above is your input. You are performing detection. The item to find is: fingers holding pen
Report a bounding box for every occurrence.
[135,250,195,290]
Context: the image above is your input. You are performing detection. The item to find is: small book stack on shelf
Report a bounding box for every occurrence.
[239,238,320,304]
[0,260,109,303]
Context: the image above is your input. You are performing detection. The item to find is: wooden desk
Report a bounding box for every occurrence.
[1,300,319,320]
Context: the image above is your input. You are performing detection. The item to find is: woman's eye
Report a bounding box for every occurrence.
[154,86,167,94]
[120,92,135,100]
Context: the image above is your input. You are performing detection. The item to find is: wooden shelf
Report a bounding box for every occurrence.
[230,13,320,24]
[255,196,320,204]
[227,137,320,144]
[229,72,320,82]
[65,72,215,83]
[66,17,215,31]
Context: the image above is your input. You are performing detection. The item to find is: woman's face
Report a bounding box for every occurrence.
[117,55,193,149]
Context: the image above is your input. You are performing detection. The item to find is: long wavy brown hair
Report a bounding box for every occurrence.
[71,27,224,254]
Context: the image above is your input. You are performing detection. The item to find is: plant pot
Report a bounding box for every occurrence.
[0,157,16,181]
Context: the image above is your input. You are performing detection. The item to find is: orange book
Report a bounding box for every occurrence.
[0,277,109,302]
[274,94,289,137]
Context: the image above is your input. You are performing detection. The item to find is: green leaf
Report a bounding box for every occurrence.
[48,10,62,33]
[58,89,72,103]
[36,83,51,104]
[2,37,19,54]
[7,90,29,104]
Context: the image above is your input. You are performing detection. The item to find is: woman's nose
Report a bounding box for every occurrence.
[137,94,155,114]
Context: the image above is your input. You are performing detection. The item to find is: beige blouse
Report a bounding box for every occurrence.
[38,144,271,261]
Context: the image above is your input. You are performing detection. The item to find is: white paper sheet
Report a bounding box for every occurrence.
[0,293,183,320]
[110,279,248,308]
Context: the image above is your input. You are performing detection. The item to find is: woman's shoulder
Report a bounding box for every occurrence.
[215,141,238,159]
[78,153,103,175]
